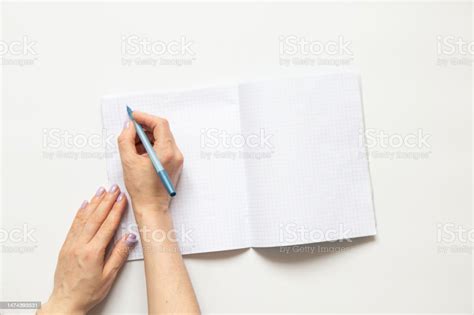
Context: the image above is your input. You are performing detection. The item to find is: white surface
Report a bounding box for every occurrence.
[1,2,472,313]
[101,73,376,258]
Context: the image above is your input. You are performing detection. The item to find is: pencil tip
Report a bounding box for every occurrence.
[126,106,133,119]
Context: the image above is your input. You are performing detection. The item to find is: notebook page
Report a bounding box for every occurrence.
[101,86,251,259]
[239,72,376,247]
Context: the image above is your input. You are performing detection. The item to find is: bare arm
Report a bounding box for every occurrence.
[118,111,200,314]
[136,209,199,314]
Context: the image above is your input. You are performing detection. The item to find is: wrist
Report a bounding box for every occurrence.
[133,203,172,226]
[133,202,169,217]
[131,197,170,215]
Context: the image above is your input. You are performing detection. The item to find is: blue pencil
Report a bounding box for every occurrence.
[127,106,176,197]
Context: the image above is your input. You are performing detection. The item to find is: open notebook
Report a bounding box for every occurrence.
[101,71,376,260]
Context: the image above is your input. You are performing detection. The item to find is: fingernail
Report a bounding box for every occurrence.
[109,184,119,193]
[123,120,129,129]
[117,192,125,202]
[126,233,138,246]
[80,200,88,209]
[95,187,105,197]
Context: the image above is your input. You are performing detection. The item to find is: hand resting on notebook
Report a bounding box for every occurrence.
[40,112,199,314]
[39,186,138,315]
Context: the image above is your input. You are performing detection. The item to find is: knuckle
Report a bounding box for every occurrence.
[161,149,184,167]
[158,118,169,128]
[176,152,184,165]
[160,150,174,164]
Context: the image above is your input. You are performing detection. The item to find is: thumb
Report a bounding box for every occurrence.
[103,233,138,279]
[117,120,137,162]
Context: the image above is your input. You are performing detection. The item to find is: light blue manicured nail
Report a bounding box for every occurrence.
[95,187,105,197]
[109,184,118,193]
[80,200,88,209]
[117,192,125,202]
[126,233,138,246]
[123,120,129,129]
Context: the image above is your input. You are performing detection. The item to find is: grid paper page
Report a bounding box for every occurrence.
[101,86,251,259]
[239,72,376,247]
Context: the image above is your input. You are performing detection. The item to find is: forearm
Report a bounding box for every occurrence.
[134,205,200,314]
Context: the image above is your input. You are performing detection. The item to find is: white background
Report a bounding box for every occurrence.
[1,2,472,313]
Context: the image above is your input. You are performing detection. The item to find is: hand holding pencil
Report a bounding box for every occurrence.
[118,109,184,214]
